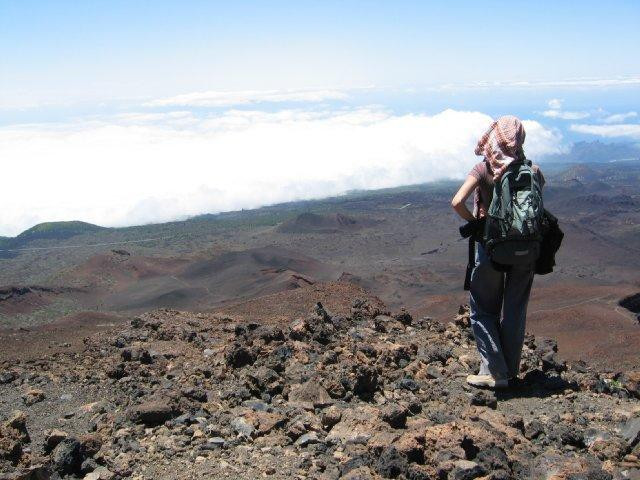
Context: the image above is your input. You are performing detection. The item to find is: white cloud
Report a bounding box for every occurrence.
[542,109,590,120]
[521,120,566,158]
[570,123,640,139]
[146,88,349,107]
[112,111,196,123]
[547,98,563,110]
[602,111,638,124]
[541,98,590,120]
[464,76,640,89]
[0,108,564,236]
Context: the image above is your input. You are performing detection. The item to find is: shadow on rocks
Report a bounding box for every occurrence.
[495,369,578,401]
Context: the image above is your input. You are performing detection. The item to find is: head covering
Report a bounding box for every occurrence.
[475,115,526,181]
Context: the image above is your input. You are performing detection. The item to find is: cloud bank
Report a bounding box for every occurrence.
[0,108,563,236]
[146,88,349,108]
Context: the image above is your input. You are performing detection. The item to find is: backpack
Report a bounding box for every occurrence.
[483,160,544,266]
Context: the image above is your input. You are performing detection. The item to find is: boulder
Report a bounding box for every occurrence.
[450,460,485,480]
[44,429,68,453]
[225,343,256,368]
[326,405,382,445]
[621,371,640,398]
[51,437,82,475]
[622,417,640,447]
[321,406,342,430]
[381,404,408,429]
[127,400,177,426]
[84,466,115,480]
[288,380,333,409]
[0,410,30,466]
[375,446,407,478]
[0,371,17,385]
[231,417,255,438]
[470,390,497,409]
[295,432,320,447]
[353,365,379,399]
[22,389,45,406]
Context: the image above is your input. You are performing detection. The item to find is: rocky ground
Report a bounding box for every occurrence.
[1,293,639,479]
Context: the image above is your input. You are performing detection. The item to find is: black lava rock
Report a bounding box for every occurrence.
[524,419,544,440]
[376,446,407,478]
[51,437,83,475]
[381,403,408,429]
[397,377,420,392]
[353,365,379,400]
[225,343,256,368]
[470,390,497,409]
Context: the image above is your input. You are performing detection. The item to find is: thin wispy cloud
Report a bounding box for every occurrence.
[0,107,562,236]
[3,76,638,111]
[113,111,196,124]
[463,75,640,90]
[570,123,640,139]
[602,111,638,124]
[145,88,350,108]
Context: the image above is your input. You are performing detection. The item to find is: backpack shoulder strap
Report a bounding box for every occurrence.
[494,169,512,219]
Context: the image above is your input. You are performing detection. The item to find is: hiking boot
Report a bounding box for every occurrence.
[466,374,508,389]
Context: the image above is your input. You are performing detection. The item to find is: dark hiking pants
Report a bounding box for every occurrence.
[469,243,535,380]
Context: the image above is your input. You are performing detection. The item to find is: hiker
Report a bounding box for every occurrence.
[451,116,545,389]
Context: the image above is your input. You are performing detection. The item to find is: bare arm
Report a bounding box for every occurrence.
[451,175,478,222]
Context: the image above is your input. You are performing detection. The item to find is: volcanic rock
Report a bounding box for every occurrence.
[44,429,68,453]
[127,400,177,426]
[449,459,485,480]
[0,371,16,385]
[622,417,640,447]
[21,389,45,406]
[288,379,332,409]
[0,411,30,467]
[295,431,320,447]
[51,437,82,475]
[225,343,256,368]
[0,295,636,479]
[381,403,408,429]
[470,390,497,409]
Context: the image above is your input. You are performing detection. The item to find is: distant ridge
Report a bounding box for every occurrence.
[16,221,105,241]
[0,221,105,257]
[542,140,640,164]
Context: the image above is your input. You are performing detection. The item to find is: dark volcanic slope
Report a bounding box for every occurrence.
[0,286,87,319]
[1,288,639,479]
[277,212,380,233]
[0,286,67,316]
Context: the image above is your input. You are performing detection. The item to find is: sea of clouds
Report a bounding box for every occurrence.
[1,96,565,236]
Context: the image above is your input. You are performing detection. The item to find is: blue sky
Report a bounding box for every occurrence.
[2,1,639,105]
[1,1,639,235]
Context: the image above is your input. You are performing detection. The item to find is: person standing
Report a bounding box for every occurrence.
[451,116,545,388]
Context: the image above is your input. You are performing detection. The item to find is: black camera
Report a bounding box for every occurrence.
[459,217,485,240]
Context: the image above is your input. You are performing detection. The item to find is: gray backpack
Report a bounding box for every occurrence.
[483,160,544,265]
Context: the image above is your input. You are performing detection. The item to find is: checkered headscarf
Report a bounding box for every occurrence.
[475,115,526,181]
